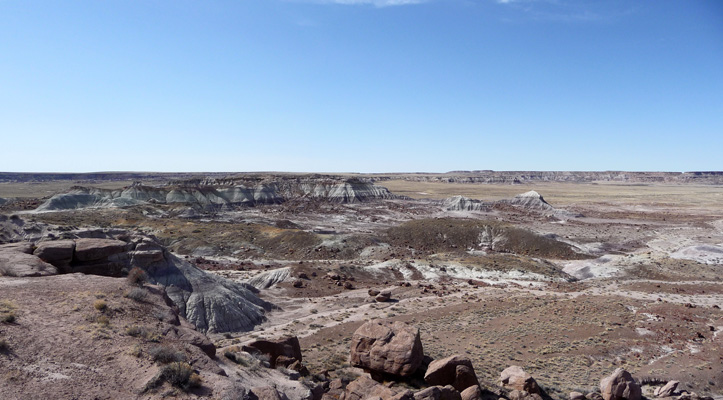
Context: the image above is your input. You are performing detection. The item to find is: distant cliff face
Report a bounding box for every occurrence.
[34,179,397,211]
[375,171,723,185]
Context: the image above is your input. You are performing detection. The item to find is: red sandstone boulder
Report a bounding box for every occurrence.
[345,375,402,400]
[74,238,127,262]
[0,249,58,277]
[350,320,424,378]
[242,336,302,368]
[424,354,479,392]
[599,368,641,400]
[413,385,462,400]
[460,386,483,400]
[251,386,283,400]
[33,240,75,268]
[499,366,539,394]
[654,381,679,398]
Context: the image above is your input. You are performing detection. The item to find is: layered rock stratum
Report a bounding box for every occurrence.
[33,178,396,211]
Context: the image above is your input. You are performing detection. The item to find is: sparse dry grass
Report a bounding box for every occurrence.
[93,299,107,312]
[0,300,17,323]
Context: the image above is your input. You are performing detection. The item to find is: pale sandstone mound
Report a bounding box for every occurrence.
[442,196,487,212]
[147,251,272,334]
[498,191,554,211]
[247,267,292,289]
[443,191,580,218]
[350,320,424,378]
[599,368,641,400]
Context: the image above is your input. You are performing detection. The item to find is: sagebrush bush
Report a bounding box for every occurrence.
[149,345,186,364]
[160,362,202,390]
[124,287,148,302]
[127,267,148,287]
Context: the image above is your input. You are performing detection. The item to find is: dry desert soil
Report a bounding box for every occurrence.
[1,172,722,400]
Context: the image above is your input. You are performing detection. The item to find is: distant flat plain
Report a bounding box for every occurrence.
[382,180,723,208]
[2,178,722,211]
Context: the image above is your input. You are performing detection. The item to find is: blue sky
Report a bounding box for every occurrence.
[1,0,721,173]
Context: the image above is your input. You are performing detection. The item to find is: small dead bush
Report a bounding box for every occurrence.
[124,287,148,302]
[224,351,251,367]
[125,325,159,342]
[149,345,186,364]
[161,362,202,390]
[127,267,148,287]
[95,315,110,326]
[93,300,107,312]
[129,344,143,357]
[126,325,146,337]
[0,300,17,323]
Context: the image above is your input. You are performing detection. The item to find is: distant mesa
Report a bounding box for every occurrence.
[33,178,397,212]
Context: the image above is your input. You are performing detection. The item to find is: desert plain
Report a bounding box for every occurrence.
[0,171,721,400]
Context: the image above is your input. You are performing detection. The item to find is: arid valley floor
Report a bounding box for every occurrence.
[0,172,722,400]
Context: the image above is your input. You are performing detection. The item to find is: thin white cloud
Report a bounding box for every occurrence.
[493,0,633,23]
[300,0,427,7]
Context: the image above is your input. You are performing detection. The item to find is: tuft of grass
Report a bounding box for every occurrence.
[95,315,110,326]
[124,287,148,302]
[126,325,145,337]
[0,300,17,323]
[149,345,186,364]
[125,325,160,342]
[93,300,107,312]
[129,344,143,358]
